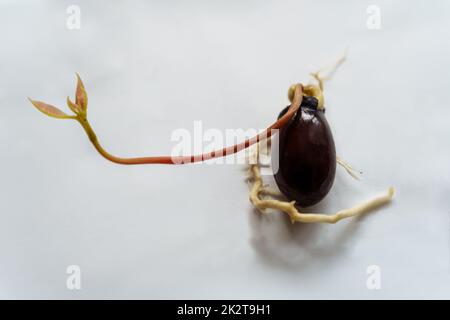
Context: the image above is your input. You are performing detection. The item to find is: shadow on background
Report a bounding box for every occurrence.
[247,170,384,272]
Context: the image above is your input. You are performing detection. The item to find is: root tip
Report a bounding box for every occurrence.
[388,187,395,198]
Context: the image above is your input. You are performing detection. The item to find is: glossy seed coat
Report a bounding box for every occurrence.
[272,98,336,207]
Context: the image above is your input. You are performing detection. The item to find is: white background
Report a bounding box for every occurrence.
[0,0,449,299]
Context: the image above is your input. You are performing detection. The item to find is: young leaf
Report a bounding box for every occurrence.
[75,73,88,111]
[67,96,81,114]
[28,98,72,119]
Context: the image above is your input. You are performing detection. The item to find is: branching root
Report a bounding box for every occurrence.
[248,145,394,224]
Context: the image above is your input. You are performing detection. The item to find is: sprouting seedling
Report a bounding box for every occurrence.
[29,74,302,165]
[29,58,394,225]
[29,74,86,120]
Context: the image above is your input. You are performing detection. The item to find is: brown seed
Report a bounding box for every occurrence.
[272,99,336,207]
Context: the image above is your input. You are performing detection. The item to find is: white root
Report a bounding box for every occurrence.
[336,156,362,180]
[248,144,394,224]
[310,51,347,90]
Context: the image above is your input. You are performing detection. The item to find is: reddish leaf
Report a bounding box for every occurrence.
[28,98,71,119]
[75,73,88,111]
[67,96,81,114]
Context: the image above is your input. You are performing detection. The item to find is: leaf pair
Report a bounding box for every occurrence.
[29,74,88,119]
